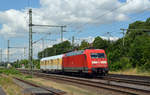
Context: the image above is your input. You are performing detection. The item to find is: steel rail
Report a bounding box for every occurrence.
[108,74,150,81]
[20,70,149,95]
[19,69,150,95]
[13,77,66,95]
[101,76,150,86]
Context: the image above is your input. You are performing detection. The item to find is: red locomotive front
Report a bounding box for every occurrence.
[85,49,108,75]
[62,49,109,76]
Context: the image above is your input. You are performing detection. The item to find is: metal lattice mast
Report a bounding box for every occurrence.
[0,49,2,64]
[29,9,33,75]
[120,28,126,46]
[7,40,10,68]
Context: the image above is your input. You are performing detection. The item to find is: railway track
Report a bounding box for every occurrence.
[101,76,150,86]
[13,77,66,95]
[19,69,150,95]
[108,74,150,81]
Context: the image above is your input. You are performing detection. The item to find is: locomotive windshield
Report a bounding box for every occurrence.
[91,53,105,58]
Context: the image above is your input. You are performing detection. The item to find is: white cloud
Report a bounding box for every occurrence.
[0,0,150,60]
[119,0,150,14]
[101,36,119,41]
[2,47,27,62]
[0,9,28,37]
[0,0,150,37]
[74,36,119,46]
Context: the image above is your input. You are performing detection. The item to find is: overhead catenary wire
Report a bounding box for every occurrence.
[105,8,150,38]
[72,0,134,37]
[74,4,150,39]
[3,0,150,62]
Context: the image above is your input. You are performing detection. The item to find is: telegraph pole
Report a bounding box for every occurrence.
[120,28,126,46]
[72,36,74,46]
[7,40,10,68]
[0,49,2,64]
[120,28,150,46]
[61,26,66,42]
[29,9,33,76]
[24,47,26,59]
[42,38,45,58]
[6,40,27,67]
[27,9,67,73]
[106,32,110,41]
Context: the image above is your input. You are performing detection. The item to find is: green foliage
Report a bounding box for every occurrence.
[91,17,150,72]
[129,35,150,69]
[93,36,109,49]
[79,40,90,50]
[12,59,40,69]
[12,59,29,68]
[0,68,21,75]
[109,57,132,71]
[108,17,150,72]
[38,41,72,59]
[33,59,40,69]
[24,75,33,78]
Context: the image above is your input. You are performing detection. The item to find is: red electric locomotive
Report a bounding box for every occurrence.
[62,49,108,76]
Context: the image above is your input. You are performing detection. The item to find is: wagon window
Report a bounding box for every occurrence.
[91,53,105,58]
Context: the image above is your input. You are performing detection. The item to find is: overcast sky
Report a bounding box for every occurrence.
[0,0,150,61]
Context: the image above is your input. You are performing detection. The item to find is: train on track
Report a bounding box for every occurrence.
[40,49,109,76]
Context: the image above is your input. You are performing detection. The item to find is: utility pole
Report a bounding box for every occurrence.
[72,36,75,46]
[7,40,10,68]
[0,49,2,64]
[120,28,126,46]
[29,9,33,76]
[61,26,66,42]
[27,9,66,73]
[106,32,110,41]
[6,40,27,68]
[120,28,150,46]
[17,59,19,68]
[42,38,45,58]
[24,47,26,59]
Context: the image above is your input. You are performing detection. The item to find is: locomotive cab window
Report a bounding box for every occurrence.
[91,53,105,58]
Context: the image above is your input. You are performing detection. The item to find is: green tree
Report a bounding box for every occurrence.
[93,36,109,50]
[38,41,72,58]
[79,40,89,50]
[129,35,150,68]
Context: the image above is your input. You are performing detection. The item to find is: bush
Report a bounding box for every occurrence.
[0,68,21,75]
[120,57,132,70]
[25,75,32,78]
[109,57,132,71]
[138,61,150,72]
[109,61,122,71]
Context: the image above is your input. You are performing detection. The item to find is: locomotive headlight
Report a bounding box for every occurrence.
[101,61,107,64]
[92,61,98,64]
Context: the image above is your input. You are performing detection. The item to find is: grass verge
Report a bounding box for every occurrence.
[27,77,104,95]
[110,68,150,76]
[0,75,22,95]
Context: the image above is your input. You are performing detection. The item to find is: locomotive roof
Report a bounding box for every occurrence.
[65,49,104,57]
[65,50,84,56]
[41,54,63,61]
